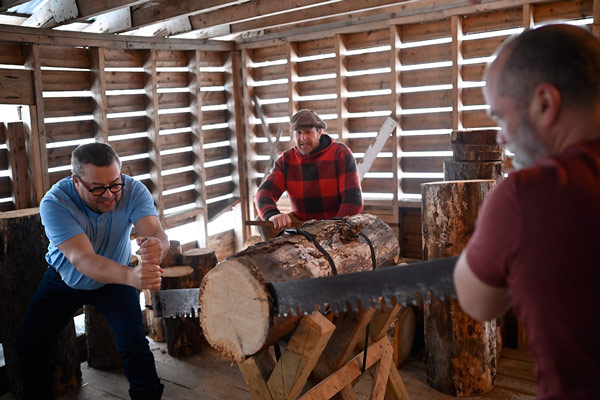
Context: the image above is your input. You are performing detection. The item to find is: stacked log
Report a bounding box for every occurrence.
[444,130,504,182]
[161,248,217,357]
[421,180,498,396]
[200,214,400,360]
[0,209,81,398]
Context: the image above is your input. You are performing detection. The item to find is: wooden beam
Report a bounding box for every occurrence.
[335,33,348,145]
[236,0,553,46]
[451,15,463,131]
[5,122,31,209]
[89,47,110,142]
[128,0,242,32]
[0,23,234,51]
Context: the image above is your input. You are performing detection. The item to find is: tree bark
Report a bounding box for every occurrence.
[84,305,121,370]
[200,214,400,360]
[421,180,498,396]
[0,209,81,398]
[161,248,217,357]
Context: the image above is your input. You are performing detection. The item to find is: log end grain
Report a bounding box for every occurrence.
[162,266,194,278]
[199,259,270,360]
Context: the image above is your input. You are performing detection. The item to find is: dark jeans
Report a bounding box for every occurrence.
[15,267,163,400]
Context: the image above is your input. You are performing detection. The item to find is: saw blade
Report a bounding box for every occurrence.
[267,256,458,317]
[153,288,200,318]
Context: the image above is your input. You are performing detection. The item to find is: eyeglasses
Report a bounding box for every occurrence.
[76,174,125,197]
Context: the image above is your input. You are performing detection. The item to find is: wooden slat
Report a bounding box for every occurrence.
[205,163,234,182]
[0,149,8,171]
[346,73,390,93]
[47,145,76,168]
[401,156,444,173]
[252,83,289,100]
[347,115,389,133]
[207,196,240,221]
[0,69,34,105]
[400,66,452,88]
[361,177,395,194]
[162,170,197,192]
[251,62,288,82]
[108,116,147,135]
[0,175,14,198]
[203,128,233,145]
[196,50,226,67]
[206,181,235,199]
[346,95,392,114]
[345,50,390,72]
[48,169,71,186]
[43,97,94,118]
[103,48,144,68]
[400,42,451,66]
[160,131,193,151]
[161,151,194,171]
[461,63,486,83]
[296,57,336,77]
[401,176,442,194]
[207,229,236,262]
[247,44,287,64]
[104,71,145,90]
[461,7,523,34]
[200,71,226,87]
[121,158,151,177]
[461,87,486,107]
[106,94,147,113]
[401,89,452,109]
[160,112,191,131]
[41,70,91,91]
[349,137,394,154]
[158,92,191,110]
[461,35,507,60]
[0,42,25,65]
[157,71,189,89]
[400,134,450,152]
[204,146,232,163]
[461,109,496,129]
[111,137,149,157]
[533,0,593,23]
[297,79,336,97]
[400,19,451,42]
[344,28,390,50]
[200,109,228,125]
[401,112,452,131]
[5,122,31,208]
[39,46,89,69]
[163,188,197,210]
[156,50,190,67]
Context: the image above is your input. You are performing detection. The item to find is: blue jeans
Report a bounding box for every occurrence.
[15,267,163,399]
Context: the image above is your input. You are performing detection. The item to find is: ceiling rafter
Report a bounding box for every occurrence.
[0,0,29,12]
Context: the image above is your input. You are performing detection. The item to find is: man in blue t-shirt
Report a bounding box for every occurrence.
[16,142,169,400]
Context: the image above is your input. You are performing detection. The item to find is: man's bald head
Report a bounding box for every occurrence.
[492,24,600,109]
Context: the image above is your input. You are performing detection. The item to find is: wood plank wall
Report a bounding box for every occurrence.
[0,0,596,260]
[0,38,240,251]
[242,0,594,258]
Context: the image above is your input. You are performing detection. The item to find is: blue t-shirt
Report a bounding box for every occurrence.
[40,174,158,290]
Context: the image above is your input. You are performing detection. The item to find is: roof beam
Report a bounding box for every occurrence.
[22,0,147,29]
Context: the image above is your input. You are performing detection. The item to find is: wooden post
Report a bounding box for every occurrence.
[0,209,81,398]
[162,248,217,357]
[421,180,497,396]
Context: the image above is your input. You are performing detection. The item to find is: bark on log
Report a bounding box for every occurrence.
[84,305,121,370]
[0,209,81,398]
[444,160,504,182]
[162,248,217,357]
[421,180,497,396]
[200,214,399,360]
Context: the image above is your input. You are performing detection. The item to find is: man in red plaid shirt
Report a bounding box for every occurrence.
[254,109,363,239]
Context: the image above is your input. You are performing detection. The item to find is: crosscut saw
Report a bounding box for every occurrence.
[151,256,457,318]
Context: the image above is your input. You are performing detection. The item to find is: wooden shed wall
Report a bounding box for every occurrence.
[242,0,595,258]
[0,0,597,259]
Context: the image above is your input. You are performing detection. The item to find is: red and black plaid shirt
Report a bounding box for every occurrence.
[255,134,363,221]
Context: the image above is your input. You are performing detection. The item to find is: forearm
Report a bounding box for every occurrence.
[71,252,133,286]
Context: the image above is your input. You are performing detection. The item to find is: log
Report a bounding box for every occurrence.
[162,248,217,357]
[445,129,505,183]
[84,305,121,370]
[443,160,504,182]
[421,180,497,396]
[0,209,81,398]
[200,214,400,360]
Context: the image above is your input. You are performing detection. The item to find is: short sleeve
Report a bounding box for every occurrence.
[128,178,159,224]
[465,177,521,288]
[40,196,84,247]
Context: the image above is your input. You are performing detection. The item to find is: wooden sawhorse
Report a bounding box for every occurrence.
[238,302,410,400]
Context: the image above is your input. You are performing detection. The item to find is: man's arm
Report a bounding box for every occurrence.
[255,157,287,223]
[336,147,363,217]
[57,233,162,290]
[453,252,512,321]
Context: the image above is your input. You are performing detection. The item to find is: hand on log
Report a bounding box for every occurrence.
[136,236,164,265]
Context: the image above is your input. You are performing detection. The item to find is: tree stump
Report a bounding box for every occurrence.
[444,130,504,182]
[200,214,400,360]
[161,248,217,358]
[142,240,182,342]
[421,180,497,396]
[0,209,81,398]
[84,305,121,370]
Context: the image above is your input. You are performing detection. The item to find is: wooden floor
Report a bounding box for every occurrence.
[0,339,536,400]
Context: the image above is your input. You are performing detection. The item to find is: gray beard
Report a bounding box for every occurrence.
[507,115,548,170]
